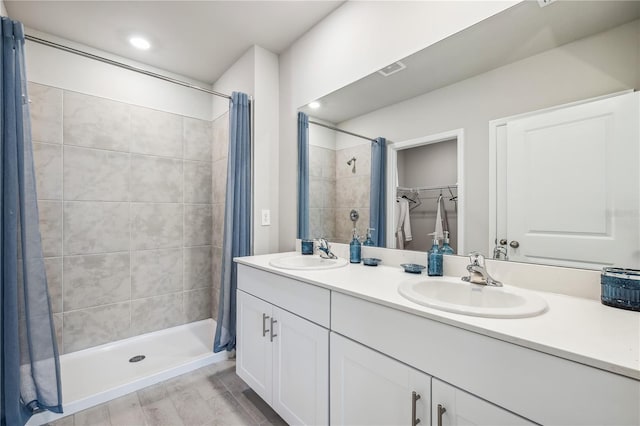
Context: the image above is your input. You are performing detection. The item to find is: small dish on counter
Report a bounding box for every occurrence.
[400,263,426,274]
[362,258,382,266]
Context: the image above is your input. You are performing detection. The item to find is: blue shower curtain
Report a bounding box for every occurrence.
[214,92,251,352]
[297,112,309,239]
[370,137,387,247]
[1,18,63,426]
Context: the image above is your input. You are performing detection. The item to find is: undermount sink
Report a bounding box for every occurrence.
[398,276,547,318]
[269,254,348,270]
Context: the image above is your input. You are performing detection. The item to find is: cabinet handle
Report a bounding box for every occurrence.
[270,318,278,342]
[437,404,447,426]
[411,391,421,426]
[262,313,270,337]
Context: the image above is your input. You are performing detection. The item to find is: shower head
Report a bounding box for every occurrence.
[347,157,356,165]
[347,157,356,173]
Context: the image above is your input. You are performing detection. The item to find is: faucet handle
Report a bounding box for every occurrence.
[468,252,485,267]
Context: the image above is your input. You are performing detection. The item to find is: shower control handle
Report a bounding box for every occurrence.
[262,313,270,337]
[270,318,278,342]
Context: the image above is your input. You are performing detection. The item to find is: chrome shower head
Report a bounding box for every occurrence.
[347,157,356,166]
[347,157,356,173]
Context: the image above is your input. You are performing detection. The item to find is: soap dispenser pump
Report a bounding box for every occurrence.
[363,228,375,246]
[440,231,454,255]
[428,232,443,276]
[349,229,362,263]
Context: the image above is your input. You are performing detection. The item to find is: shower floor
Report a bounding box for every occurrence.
[29,319,228,425]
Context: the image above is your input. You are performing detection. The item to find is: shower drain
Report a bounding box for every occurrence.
[129,355,146,363]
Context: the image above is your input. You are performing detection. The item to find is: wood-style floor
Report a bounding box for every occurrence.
[47,360,287,426]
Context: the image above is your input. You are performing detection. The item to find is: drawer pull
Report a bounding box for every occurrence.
[437,404,447,426]
[262,313,270,337]
[270,318,278,342]
[411,391,421,426]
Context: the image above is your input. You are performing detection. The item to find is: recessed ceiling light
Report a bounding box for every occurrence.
[129,36,151,50]
[309,101,321,109]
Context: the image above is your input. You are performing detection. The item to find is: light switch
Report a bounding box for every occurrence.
[261,209,271,226]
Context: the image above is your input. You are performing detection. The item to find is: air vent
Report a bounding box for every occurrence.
[378,61,406,77]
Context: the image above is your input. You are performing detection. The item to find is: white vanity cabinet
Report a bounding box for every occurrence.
[330,333,431,426]
[431,379,534,426]
[236,265,330,426]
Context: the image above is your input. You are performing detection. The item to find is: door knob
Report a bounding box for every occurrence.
[509,240,520,248]
[499,239,508,245]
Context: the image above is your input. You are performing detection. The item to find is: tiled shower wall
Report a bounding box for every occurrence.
[308,142,371,244]
[29,82,227,354]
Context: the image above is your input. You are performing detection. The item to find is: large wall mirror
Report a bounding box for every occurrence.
[298,0,640,270]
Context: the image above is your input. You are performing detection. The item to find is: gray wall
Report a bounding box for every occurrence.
[339,20,640,256]
[30,82,225,353]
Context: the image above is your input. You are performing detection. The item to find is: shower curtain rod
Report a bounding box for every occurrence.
[308,120,377,142]
[25,34,232,100]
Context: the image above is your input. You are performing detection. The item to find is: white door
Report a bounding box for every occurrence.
[330,332,431,426]
[504,92,639,269]
[236,290,273,404]
[432,379,534,426]
[272,307,329,426]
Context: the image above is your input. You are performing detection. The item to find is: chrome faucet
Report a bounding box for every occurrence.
[462,252,502,287]
[317,238,338,259]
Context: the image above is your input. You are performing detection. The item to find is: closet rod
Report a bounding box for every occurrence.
[25,34,232,100]
[397,185,457,192]
[309,120,377,142]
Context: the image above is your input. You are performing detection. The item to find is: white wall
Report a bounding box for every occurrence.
[309,117,337,150]
[213,45,280,255]
[25,30,213,120]
[278,1,519,250]
[337,20,640,255]
[1,1,7,16]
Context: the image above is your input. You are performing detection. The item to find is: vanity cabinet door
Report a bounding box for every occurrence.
[330,332,431,426]
[431,379,535,426]
[272,306,329,426]
[236,290,273,404]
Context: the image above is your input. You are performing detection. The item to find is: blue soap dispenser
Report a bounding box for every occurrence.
[349,228,362,263]
[439,231,454,255]
[427,232,443,276]
[363,228,375,246]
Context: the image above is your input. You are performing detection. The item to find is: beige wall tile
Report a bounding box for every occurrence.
[44,257,63,313]
[184,117,212,161]
[64,146,130,201]
[131,293,183,335]
[33,142,62,200]
[212,159,227,204]
[28,82,62,144]
[39,200,63,257]
[63,201,130,255]
[183,288,212,323]
[63,91,130,151]
[131,155,183,203]
[53,313,63,354]
[132,248,182,298]
[130,106,182,158]
[184,160,212,204]
[211,203,225,248]
[184,204,213,247]
[131,203,183,250]
[63,253,130,310]
[212,111,229,162]
[184,245,213,290]
[63,302,131,353]
[212,246,222,291]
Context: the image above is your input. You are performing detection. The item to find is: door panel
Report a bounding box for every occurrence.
[236,290,273,404]
[505,92,639,268]
[272,307,329,426]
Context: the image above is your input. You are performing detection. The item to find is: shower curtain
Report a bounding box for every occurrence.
[297,112,309,239]
[0,18,63,426]
[214,92,251,352]
[370,137,387,247]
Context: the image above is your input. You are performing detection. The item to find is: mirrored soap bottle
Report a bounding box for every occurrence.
[363,228,375,246]
[427,232,443,276]
[350,228,362,263]
[439,231,454,255]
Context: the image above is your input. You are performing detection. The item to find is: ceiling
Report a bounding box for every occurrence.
[5,0,344,84]
[299,0,640,123]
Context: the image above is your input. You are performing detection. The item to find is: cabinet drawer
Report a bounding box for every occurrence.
[331,292,640,426]
[237,264,330,328]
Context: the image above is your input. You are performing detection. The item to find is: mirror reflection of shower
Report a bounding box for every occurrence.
[347,156,356,173]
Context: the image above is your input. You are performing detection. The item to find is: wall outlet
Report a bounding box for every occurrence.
[261,209,271,226]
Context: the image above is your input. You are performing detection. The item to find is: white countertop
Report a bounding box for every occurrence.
[236,252,640,381]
